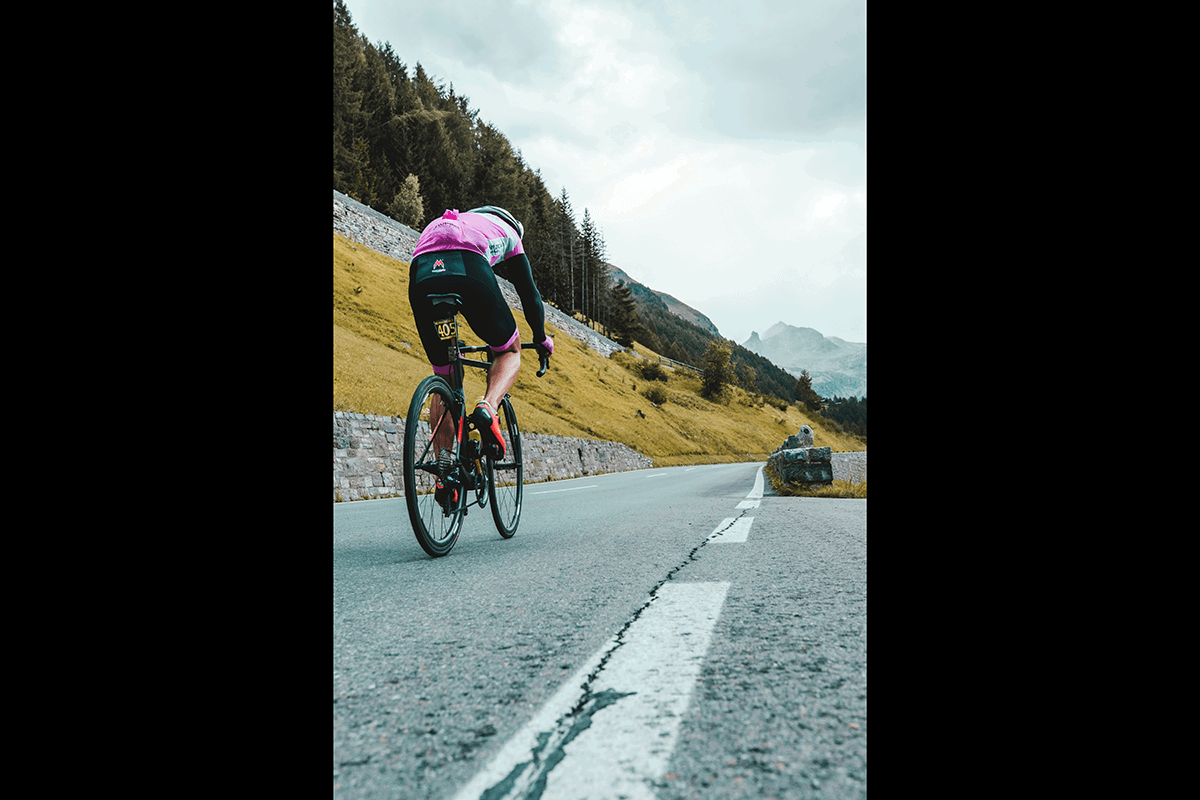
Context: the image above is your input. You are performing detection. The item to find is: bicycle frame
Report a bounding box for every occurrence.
[426,293,547,495]
[430,329,541,462]
[429,293,546,439]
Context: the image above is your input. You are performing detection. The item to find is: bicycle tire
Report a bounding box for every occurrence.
[403,375,465,557]
[487,396,523,538]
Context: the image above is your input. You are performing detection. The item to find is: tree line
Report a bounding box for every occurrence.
[334,0,613,331]
[820,395,867,438]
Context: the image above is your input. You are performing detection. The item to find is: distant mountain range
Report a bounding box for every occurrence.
[607,263,721,337]
[742,323,866,399]
[606,264,865,400]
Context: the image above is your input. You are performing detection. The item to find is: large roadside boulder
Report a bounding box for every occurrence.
[768,426,834,486]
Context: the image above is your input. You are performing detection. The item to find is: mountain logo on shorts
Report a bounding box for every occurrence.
[432,259,446,273]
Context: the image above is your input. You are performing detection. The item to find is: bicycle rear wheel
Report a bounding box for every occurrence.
[403,375,464,557]
[487,396,523,538]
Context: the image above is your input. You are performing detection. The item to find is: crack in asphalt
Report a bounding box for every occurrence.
[479,688,634,800]
[704,509,753,543]
[479,509,751,799]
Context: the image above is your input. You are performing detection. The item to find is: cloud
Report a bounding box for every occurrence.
[635,0,866,140]
[343,0,866,343]
[389,0,562,86]
[604,158,698,217]
[803,141,867,185]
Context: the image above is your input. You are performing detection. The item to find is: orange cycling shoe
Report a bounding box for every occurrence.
[434,478,458,514]
[469,398,505,459]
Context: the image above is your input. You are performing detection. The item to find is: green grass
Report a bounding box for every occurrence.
[333,232,866,467]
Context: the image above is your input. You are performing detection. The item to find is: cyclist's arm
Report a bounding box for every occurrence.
[502,253,551,352]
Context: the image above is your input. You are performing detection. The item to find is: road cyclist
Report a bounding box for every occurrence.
[403,206,553,557]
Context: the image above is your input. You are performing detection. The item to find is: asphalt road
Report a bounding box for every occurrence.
[334,462,866,799]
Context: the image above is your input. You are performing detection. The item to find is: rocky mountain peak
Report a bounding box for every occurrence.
[741,322,866,399]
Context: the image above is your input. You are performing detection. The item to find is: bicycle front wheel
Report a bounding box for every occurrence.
[403,375,464,557]
[487,396,523,538]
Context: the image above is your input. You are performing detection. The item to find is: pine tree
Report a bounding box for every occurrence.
[472,123,523,215]
[737,364,758,394]
[795,370,823,412]
[346,137,376,205]
[413,63,442,110]
[579,208,594,325]
[607,281,647,347]
[577,209,611,330]
[375,40,408,97]
[354,39,396,206]
[521,170,556,293]
[581,211,610,332]
[332,1,362,192]
[556,188,578,314]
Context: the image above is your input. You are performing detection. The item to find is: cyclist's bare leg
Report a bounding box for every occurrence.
[429,393,455,454]
[483,339,521,409]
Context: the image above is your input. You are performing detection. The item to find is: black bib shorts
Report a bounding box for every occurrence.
[409,249,520,374]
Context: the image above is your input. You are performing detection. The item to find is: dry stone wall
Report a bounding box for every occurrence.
[334,410,652,502]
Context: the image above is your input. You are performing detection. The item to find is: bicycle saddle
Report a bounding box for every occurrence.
[428,293,463,311]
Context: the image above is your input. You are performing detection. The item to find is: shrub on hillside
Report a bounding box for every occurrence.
[742,392,768,409]
[642,385,668,405]
[706,385,732,406]
[640,362,669,382]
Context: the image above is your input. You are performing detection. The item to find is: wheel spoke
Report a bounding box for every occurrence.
[488,397,523,538]
[403,376,464,557]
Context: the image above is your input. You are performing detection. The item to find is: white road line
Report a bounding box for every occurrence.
[707,517,755,543]
[747,465,764,499]
[541,582,730,799]
[451,582,730,800]
[736,499,761,509]
[449,639,619,800]
[527,485,598,495]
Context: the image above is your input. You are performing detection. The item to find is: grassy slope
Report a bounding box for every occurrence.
[333,232,864,466]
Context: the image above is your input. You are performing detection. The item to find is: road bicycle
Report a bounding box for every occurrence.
[402,293,549,557]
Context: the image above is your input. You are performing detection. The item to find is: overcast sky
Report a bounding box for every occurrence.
[344,0,866,345]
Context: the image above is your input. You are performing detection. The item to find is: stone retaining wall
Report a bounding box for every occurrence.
[831,452,868,485]
[333,190,421,261]
[334,410,652,502]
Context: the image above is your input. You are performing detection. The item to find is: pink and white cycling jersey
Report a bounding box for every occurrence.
[412,209,524,267]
